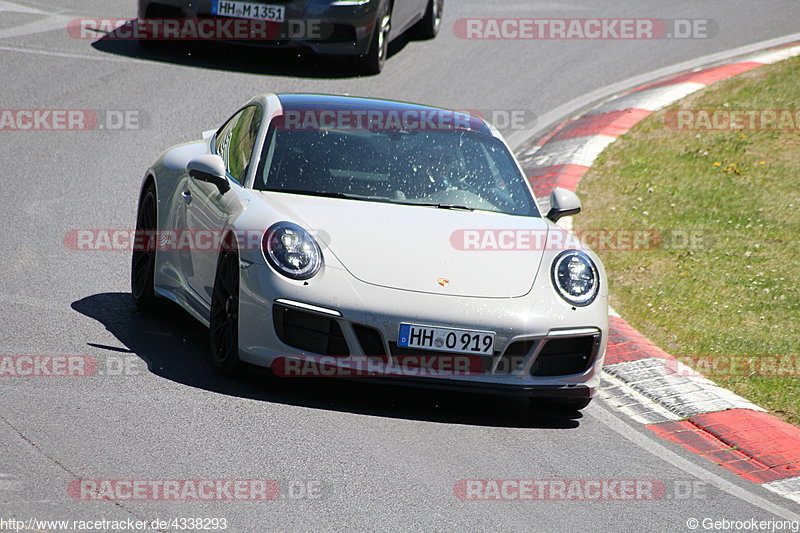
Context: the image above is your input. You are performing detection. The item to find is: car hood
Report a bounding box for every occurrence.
[255,192,551,298]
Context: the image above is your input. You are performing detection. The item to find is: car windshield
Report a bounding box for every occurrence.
[255,123,540,217]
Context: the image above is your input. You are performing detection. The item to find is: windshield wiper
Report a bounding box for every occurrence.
[263,190,475,211]
[388,200,475,211]
[262,189,369,201]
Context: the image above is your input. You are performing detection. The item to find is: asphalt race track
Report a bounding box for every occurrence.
[1,1,799,531]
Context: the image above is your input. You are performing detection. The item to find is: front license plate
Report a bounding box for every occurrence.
[213,0,285,22]
[397,324,495,354]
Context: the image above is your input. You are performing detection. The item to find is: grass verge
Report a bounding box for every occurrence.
[576,55,800,425]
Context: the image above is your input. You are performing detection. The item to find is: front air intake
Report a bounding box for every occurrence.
[530,334,600,377]
[272,304,349,356]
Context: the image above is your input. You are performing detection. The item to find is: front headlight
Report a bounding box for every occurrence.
[551,250,599,306]
[262,222,322,280]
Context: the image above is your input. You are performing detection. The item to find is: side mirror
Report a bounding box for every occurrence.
[187,155,230,194]
[546,187,581,223]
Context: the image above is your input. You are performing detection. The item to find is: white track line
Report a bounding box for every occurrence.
[587,82,705,115]
[590,402,800,521]
[0,43,139,64]
[522,134,616,168]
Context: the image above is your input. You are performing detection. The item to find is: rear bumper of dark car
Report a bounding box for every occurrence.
[138,0,379,55]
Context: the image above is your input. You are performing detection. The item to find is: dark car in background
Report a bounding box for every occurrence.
[138,0,443,73]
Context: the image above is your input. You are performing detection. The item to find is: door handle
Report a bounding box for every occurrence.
[181,190,192,205]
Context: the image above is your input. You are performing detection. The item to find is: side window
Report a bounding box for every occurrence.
[228,106,263,183]
[214,105,263,184]
[215,111,240,171]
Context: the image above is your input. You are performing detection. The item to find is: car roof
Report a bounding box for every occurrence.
[274,93,493,135]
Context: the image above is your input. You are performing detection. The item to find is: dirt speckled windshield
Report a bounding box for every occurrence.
[257,126,540,217]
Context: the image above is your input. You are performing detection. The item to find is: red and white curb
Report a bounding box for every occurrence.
[514,42,800,505]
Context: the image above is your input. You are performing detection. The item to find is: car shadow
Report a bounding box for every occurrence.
[71,292,582,429]
[89,20,412,78]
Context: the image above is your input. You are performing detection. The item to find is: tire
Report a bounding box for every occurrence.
[131,184,158,311]
[530,397,593,411]
[357,1,391,74]
[210,248,244,375]
[414,0,443,39]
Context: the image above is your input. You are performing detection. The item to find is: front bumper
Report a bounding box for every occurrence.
[347,377,594,399]
[238,262,608,398]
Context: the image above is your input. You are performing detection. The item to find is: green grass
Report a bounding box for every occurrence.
[576,56,800,425]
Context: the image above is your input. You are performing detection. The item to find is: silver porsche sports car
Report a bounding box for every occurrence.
[132,94,608,409]
[137,0,443,73]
